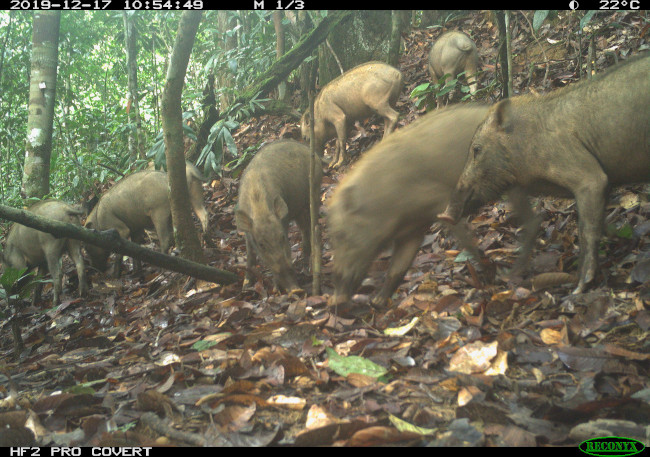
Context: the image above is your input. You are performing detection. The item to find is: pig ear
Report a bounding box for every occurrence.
[492,99,513,133]
[235,209,253,232]
[273,196,289,220]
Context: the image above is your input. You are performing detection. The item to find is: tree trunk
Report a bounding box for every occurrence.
[398,10,411,31]
[505,11,513,97]
[123,11,144,161]
[216,11,237,108]
[188,73,219,164]
[162,10,205,264]
[495,10,511,98]
[297,11,314,111]
[22,11,60,200]
[387,11,403,68]
[0,11,14,112]
[0,203,237,284]
[273,11,287,101]
[307,62,321,295]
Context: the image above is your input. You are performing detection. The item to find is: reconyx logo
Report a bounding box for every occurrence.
[579,436,646,457]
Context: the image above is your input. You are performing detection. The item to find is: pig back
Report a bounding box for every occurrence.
[498,54,650,189]
[238,140,318,222]
[428,31,478,79]
[315,61,402,122]
[329,104,489,235]
[88,170,170,232]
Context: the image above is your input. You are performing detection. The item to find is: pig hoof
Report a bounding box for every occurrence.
[370,296,389,308]
[571,284,584,294]
[287,287,305,298]
[437,213,457,225]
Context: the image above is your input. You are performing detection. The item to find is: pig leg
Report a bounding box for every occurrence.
[189,182,209,233]
[243,233,258,287]
[31,265,45,306]
[332,254,374,307]
[43,244,64,306]
[151,211,174,254]
[546,150,608,293]
[329,108,348,169]
[194,204,209,234]
[375,103,399,139]
[464,60,479,95]
[371,231,424,307]
[107,220,132,278]
[67,239,87,297]
[447,221,481,263]
[295,211,312,271]
[507,188,543,275]
[573,178,608,294]
[129,230,147,275]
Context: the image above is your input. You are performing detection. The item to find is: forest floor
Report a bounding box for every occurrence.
[0,11,649,447]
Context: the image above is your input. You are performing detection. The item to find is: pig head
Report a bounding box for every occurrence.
[440,53,650,294]
[235,195,298,293]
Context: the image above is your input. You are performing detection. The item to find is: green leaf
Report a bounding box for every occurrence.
[64,385,97,395]
[192,339,218,351]
[616,223,634,239]
[325,347,388,379]
[0,267,30,290]
[580,10,598,30]
[533,10,550,32]
[388,414,437,435]
[410,82,431,98]
[384,317,419,336]
[454,250,476,263]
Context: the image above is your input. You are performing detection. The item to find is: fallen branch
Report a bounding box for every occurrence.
[0,203,238,285]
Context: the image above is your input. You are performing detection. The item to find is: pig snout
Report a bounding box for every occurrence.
[275,266,299,293]
[439,184,475,225]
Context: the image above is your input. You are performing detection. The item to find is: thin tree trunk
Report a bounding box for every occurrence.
[308,62,321,295]
[23,11,60,199]
[123,11,144,160]
[0,11,14,111]
[388,10,402,67]
[151,31,161,132]
[505,11,513,97]
[273,11,287,101]
[188,73,219,164]
[162,10,205,264]
[217,11,237,108]
[495,11,510,98]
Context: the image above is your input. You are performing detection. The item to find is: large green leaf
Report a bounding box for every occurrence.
[325,347,388,379]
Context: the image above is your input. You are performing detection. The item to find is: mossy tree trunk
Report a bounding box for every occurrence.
[22,11,60,200]
[162,10,205,264]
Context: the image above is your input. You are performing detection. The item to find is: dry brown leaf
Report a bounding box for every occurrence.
[448,341,499,374]
[531,272,577,290]
[346,425,421,446]
[346,372,377,388]
[305,404,340,429]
